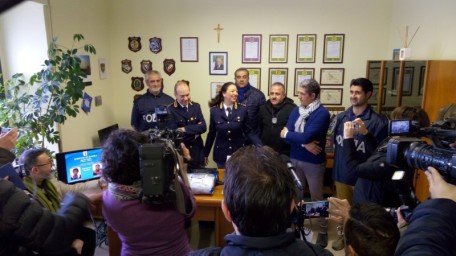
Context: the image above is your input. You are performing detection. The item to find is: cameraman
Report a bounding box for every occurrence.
[342,106,430,207]
[395,166,456,255]
[190,146,332,256]
[101,129,195,256]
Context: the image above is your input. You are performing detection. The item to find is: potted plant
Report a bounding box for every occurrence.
[0,34,96,155]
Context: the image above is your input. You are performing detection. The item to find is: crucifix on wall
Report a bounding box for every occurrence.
[214,24,223,43]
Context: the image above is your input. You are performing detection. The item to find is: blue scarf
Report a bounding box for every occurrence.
[236,83,251,103]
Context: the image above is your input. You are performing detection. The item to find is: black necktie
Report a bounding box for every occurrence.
[183,106,188,112]
[227,107,232,118]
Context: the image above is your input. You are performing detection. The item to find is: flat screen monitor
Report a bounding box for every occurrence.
[56,148,103,184]
[98,124,119,146]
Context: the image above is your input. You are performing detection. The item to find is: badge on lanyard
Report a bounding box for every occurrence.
[272,117,278,124]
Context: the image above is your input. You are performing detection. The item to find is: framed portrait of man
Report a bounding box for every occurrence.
[209,52,228,75]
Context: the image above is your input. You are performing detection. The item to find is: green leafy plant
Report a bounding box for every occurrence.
[0,34,96,155]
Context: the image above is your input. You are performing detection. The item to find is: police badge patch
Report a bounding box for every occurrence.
[121,59,132,74]
[131,77,145,92]
[128,37,141,52]
[149,37,162,54]
[163,59,176,76]
[140,60,152,74]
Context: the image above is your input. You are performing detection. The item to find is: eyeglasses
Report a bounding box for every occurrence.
[36,158,53,167]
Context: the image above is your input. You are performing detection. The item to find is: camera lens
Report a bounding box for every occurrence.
[405,142,456,178]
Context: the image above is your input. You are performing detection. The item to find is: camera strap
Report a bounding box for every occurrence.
[173,153,194,216]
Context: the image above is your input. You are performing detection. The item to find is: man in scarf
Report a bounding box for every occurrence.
[234,68,266,135]
[280,79,330,248]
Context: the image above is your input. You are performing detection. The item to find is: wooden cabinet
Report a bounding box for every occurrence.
[366,60,456,202]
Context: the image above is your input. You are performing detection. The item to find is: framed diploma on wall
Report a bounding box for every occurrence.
[320,88,343,105]
[242,34,262,63]
[268,68,288,94]
[296,34,316,63]
[180,37,198,62]
[323,34,345,63]
[320,68,344,85]
[269,34,288,63]
[246,68,261,90]
[294,68,315,96]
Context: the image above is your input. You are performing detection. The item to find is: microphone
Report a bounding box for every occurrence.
[280,155,304,191]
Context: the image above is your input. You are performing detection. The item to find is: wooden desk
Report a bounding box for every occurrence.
[193,185,233,247]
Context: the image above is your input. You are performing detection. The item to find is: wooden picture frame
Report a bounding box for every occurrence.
[246,68,261,90]
[209,52,228,75]
[268,68,288,94]
[180,37,198,62]
[320,68,344,85]
[294,68,315,96]
[320,88,343,105]
[368,67,388,85]
[269,34,289,63]
[296,34,316,63]
[392,67,414,96]
[242,34,262,63]
[323,34,345,63]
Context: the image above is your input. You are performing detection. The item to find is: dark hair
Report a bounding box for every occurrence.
[101,129,149,185]
[350,78,374,94]
[234,68,249,77]
[223,146,297,237]
[391,106,430,128]
[208,82,236,107]
[19,148,48,172]
[345,203,400,256]
[299,79,321,98]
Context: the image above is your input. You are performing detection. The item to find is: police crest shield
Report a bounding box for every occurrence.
[149,37,162,54]
[163,59,176,76]
[128,37,141,52]
[131,77,144,91]
[121,59,132,74]
[140,60,152,74]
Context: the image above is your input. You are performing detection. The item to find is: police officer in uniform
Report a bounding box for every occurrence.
[131,70,174,132]
[204,82,261,168]
[167,80,207,170]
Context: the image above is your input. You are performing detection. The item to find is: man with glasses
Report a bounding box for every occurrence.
[131,70,174,131]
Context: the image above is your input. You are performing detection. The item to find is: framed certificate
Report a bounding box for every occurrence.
[296,34,316,63]
[320,68,344,85]
[323,34,345,63]
[392,67,414,96]
[294,68,315,96]
[269,34,288,63]
[369,87,386,105]
[209,52,228,75]
[368,67,388,85]
[320,88,343,105]
[210,82,224,98]
[180,37,198,62]
[246,68,261,90]
[242,34,262,63]
[268,68,288,94]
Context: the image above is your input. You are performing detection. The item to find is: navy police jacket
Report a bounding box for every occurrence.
[167,100,207,169]
[237,83,266,135]
[204,102,261,165]
[131,90,174,132]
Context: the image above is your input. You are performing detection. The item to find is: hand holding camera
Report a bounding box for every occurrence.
[426,166,456,202]
[343,118,368,139]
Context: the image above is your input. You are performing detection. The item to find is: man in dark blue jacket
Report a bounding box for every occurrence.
[167,80,207,170]
[190,146,332,256]
[131,70,174,132]
[235,68,266,135]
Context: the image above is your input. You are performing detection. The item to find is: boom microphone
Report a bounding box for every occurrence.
[280,155,304,191]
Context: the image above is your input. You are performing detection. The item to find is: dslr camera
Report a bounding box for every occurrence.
[386,118,456,183]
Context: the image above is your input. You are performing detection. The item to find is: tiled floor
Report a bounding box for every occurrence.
[95,219,345,256]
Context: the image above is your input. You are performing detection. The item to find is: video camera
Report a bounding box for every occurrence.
[138,128,188,213]
[386,118,456,183]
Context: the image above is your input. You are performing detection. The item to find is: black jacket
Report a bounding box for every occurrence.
[258,98,296,155]
[237,83,266,135]
[189,232,333,256]
[0,180,90,256]
[344,138,402,207]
